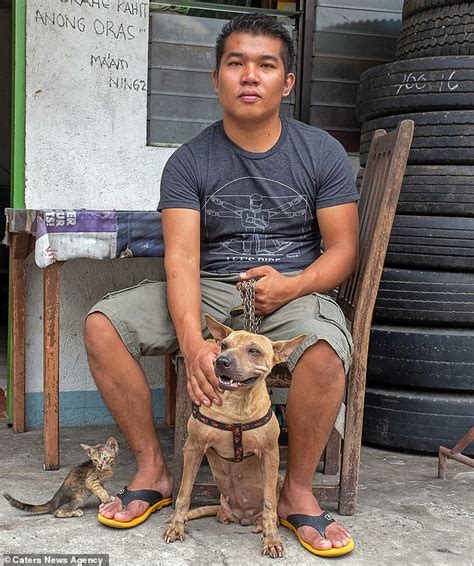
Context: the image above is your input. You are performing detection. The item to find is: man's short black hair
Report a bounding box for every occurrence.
[215,13,295,75]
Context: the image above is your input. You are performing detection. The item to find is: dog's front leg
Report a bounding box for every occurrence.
[164,437,205,543]
[260,444,284,558]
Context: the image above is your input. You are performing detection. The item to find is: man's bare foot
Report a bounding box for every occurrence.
[99,467,173,523]
[278,486,351,551]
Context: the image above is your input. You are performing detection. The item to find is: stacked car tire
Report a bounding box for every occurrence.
[356,0,474,455]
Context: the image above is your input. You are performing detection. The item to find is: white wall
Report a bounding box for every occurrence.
[25,0,174,209]
[23,0,173,413]
[25,256,165,393]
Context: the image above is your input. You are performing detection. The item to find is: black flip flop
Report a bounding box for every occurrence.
[98,486,172,528]
[280,512,355,557]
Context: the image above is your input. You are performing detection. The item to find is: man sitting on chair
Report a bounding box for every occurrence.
[85,13,358,557]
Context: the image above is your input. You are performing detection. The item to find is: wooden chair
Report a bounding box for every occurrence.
[167,119,414,516]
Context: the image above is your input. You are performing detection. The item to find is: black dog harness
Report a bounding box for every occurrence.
[192,403,273,462]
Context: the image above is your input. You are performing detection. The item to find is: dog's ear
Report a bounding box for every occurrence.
[272,334,307,364]
[205,314,233,343]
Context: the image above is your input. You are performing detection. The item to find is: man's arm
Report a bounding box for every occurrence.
[240,202,358,314]
[162,208,221,407]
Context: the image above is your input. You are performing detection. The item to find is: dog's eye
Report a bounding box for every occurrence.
[248,347,261,356]
[221,342,228,351]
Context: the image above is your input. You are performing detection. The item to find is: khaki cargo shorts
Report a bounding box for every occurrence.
[88,271,353,374]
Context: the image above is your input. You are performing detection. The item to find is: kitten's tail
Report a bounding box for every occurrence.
[3,492,55,513]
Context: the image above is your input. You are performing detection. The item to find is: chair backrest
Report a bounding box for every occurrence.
[337,120,414,341]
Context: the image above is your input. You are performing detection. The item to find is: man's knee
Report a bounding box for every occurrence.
[84,312,122,356]
[295,340,345,386]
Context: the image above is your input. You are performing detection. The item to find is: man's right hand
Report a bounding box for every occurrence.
[183,340,222,407]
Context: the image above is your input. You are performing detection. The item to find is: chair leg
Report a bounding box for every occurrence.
[338,373,364,516]
[338,436,362,516]
[323,429,341,475]
[172,357,192,505]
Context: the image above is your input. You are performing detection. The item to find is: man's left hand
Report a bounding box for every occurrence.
[238,266,299,315]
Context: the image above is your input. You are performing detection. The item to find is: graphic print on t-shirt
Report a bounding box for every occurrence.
[203,176,312,265]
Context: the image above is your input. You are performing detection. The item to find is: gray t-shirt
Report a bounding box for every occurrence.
[158,117,359,273]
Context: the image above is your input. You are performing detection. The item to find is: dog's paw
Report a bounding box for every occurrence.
[262,532,284,559]
[163,522,185,543]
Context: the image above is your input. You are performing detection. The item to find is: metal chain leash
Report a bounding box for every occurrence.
[239,276,264,334]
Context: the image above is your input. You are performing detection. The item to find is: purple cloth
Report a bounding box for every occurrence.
[4,209,164,268]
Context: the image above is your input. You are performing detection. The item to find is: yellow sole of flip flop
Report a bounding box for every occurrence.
[280,518,355,557]
[98,497,172,529]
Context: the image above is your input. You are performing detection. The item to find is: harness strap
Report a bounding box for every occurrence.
[192,403,273,462]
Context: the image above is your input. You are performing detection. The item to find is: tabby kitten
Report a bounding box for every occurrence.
[3,436,119,518]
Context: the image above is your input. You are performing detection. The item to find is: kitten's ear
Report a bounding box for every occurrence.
[80,443,94,458]
[105,437,119,454]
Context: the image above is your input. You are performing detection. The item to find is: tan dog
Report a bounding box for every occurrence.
[164,315,306,558]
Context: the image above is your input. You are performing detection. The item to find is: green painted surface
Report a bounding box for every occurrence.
[12,0,25,209]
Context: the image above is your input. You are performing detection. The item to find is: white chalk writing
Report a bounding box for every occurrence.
[395,70,459,95]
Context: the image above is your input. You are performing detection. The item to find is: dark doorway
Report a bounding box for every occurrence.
[0,0,12,419]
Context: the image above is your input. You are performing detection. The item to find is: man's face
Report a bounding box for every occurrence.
[212,32,295,125]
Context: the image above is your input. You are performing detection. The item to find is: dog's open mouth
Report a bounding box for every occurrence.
[217,374,259,391]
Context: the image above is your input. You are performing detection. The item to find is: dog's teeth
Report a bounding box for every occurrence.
[229,379,234,385]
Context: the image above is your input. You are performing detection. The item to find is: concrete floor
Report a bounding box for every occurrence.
[1,423,473,566]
